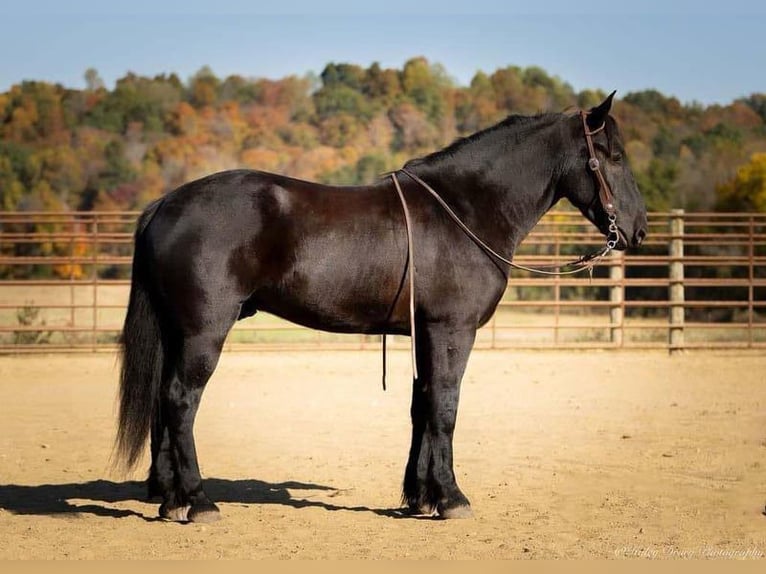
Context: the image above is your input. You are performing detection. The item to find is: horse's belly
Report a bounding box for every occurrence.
[255,296,405,335]
[250,277,407,335]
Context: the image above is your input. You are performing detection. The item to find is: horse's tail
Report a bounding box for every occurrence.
[114,198,166,471]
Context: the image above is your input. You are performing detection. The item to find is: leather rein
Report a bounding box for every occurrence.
[383,110,621,385]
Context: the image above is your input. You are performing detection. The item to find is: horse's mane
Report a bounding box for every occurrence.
[405,112,562,168]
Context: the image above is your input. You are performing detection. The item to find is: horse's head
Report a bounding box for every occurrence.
[559,92,648,250]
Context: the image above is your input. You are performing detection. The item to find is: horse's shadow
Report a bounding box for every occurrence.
[0,478,422,522]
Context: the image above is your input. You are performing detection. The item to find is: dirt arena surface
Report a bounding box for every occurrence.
[0,350,764,559]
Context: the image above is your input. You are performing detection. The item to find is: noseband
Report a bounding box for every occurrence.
[385,110,621,384]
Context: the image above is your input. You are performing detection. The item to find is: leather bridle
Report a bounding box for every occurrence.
[580,110,620,251]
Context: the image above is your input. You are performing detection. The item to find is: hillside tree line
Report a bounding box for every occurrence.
[1,57,765,215]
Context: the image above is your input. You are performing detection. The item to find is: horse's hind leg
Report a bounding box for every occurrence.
[403,323,476,518]
[159,377,213,522]
[158,308,238,523]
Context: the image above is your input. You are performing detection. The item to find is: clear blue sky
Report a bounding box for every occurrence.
[1,0,764,105]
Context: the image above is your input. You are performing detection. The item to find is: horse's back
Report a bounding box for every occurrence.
[135,169,410,332]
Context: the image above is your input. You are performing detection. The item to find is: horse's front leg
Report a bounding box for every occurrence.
[403,374,432,514]
[403,323,476,518]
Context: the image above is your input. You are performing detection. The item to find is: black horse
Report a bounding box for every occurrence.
[116,93,647,522]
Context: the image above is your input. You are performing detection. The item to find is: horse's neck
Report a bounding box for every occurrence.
[406,123,562,254]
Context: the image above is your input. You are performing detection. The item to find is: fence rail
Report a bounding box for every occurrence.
[1,210,764,353]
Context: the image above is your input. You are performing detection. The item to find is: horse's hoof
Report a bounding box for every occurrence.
[188,503,221,523]
[159,504,190,522]
[439,504,473,519]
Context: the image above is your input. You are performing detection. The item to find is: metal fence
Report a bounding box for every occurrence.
[1,210,764,353]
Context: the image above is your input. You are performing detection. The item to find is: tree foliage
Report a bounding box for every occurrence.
[716,152,766,212]
[0,60,764,216]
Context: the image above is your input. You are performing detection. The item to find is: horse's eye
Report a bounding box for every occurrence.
[611,152,623,163]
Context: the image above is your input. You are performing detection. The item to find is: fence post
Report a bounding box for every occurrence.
[553,231,561,345]
[669,209,685,354]
[69,219,76,330]
[609,251,624,346]
[748,216,754,348]
[92,214,99,351]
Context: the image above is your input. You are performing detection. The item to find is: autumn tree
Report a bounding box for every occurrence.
[314,63,374,122]
[716,153,766,212]
[0,60,765,217]
[86,72,183,133]
[189,66,220,107]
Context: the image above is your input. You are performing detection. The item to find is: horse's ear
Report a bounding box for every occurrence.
[587,90,616,130]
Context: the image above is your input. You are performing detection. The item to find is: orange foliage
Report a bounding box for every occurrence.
[0,60,764,217]
[53,233,88,279]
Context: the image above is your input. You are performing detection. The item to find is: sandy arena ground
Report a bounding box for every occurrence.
[0,350,765,559]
